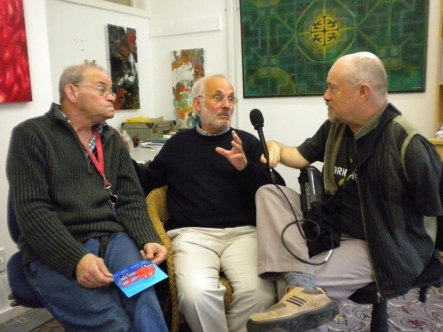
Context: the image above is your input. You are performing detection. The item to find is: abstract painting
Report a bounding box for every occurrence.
[240,0,429,97]
[107,24,139,109]
[0,0,32,103]
[171,48,205,129]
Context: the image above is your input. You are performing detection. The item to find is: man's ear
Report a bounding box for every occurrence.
[359,83,371,100]
[193,96,202,114]
[65,84,78,101]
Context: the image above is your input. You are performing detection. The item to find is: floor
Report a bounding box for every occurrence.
[2,286,443,332]
[1,256,442,331]
[0,308,53,332]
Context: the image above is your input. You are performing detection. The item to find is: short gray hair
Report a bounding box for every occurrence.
[58,63,106,104]
[191,74,228,100]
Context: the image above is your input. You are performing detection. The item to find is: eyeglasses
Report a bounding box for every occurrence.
[199,95,238,106]
[74,85,116,98]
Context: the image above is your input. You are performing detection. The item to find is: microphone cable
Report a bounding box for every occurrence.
[249,108,331,265]
[272,183,333,266]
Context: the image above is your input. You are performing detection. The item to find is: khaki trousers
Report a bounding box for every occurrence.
[256,185,375,332]
[167,226,276,332]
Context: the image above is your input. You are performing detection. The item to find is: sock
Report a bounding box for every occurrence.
[283,272,317,290]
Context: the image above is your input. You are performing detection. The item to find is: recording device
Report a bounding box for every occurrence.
[298,166,326,215]
[249,108,276,184]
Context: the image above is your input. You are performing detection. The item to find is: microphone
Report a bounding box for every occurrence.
[250,109,276,184]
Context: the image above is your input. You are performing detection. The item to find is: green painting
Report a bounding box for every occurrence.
[240,0,429,97]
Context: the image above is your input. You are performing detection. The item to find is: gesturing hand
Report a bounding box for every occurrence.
[215,130,248,171]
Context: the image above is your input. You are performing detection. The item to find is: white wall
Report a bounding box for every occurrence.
[46,0,156,126]
[149,0,233,125]
[0,0,53,321]
[0,0,441,321]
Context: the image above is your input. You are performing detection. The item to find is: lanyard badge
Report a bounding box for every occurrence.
[84,129,118,213]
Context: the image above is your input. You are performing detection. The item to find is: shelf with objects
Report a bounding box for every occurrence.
[429,0,443,159]
[427,0,443,261]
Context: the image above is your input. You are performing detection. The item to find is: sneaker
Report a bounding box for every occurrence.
[246,287,339,332]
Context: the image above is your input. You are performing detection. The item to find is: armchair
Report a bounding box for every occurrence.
[146,186,233,332]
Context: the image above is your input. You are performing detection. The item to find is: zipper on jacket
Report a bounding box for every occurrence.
[357,159,383,302]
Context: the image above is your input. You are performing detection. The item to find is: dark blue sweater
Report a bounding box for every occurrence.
[142,128,285,230]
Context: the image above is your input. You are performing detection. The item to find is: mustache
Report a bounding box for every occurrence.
[217,111,230,117]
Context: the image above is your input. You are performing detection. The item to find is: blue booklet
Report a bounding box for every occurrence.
[113,260,168,298]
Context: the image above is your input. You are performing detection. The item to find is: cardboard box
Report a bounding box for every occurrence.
[125,116,163,123]
[121,120,176,142]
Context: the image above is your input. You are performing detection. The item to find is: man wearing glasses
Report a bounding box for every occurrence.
[137,75,285,332]
[6,63,168,332]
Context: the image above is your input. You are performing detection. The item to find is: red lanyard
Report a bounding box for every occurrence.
[84,129,118,213]
[84,129,110,189]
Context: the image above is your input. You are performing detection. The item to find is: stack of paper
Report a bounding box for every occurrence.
[140,138,168,150]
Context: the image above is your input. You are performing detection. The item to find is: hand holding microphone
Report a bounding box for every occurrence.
[249,108,277,184]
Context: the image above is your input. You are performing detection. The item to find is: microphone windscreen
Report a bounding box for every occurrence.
[250,108,264,127]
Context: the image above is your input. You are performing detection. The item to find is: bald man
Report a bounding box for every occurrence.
[246,52,443,332]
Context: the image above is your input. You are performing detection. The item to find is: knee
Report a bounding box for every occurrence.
[256,184,276,198]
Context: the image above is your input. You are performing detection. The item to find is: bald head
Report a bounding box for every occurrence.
[333,52,388,99]
[324,52,389,132]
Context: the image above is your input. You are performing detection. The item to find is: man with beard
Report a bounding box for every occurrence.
[137,75,285,332]
[246,52,443,332]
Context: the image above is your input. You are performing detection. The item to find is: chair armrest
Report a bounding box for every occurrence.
[147,186,171,251]
[146,185,233,330]
[147,186,181,332]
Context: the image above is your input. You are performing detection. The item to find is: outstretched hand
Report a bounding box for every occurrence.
[215,130,248,171]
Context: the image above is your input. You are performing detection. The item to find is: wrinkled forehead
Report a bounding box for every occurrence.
[205,77,234,96]
[83,67,112,86]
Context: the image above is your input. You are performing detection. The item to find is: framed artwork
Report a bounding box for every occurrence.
[171,48,205,129]
[0,0,32,103]
[107,24,140,110]
[240,0,429,97]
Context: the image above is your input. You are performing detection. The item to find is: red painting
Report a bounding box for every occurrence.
[0,0,32,103]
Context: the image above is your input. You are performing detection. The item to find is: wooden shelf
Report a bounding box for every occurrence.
[430,0,443,157]
[429,138,443,159]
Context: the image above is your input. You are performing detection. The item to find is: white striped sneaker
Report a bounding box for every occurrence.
[246,287,339,332]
